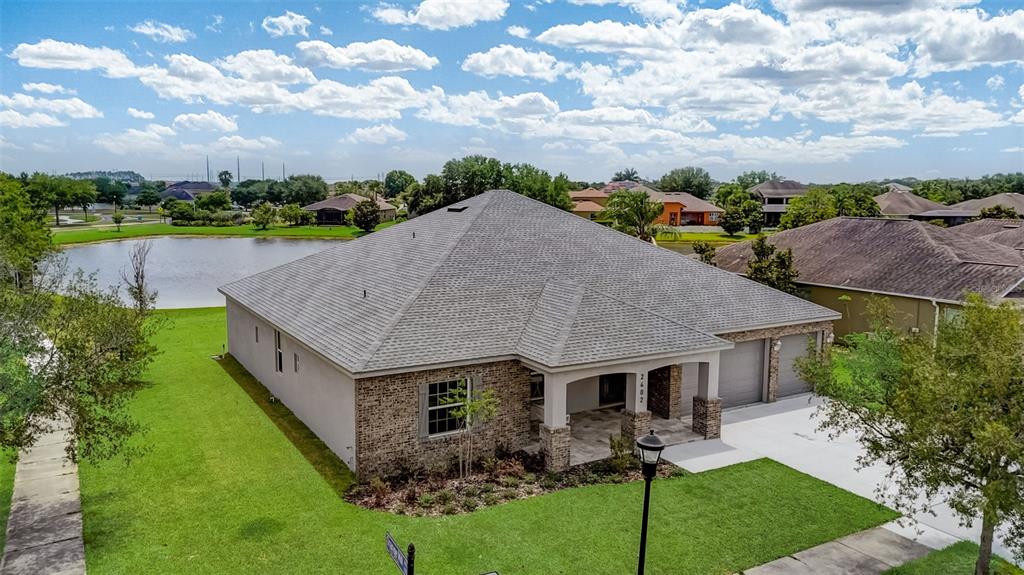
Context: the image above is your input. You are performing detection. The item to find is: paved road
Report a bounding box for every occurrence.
[664,394,1017,565]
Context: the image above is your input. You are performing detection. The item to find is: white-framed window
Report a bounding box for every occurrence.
[274,330,283,373]
[421,378,468,436]
[529,372,544,401]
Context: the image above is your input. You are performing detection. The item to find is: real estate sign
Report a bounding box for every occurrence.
[385,531,414,575]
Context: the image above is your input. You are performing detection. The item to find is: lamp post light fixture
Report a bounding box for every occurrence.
[635,430,665,575]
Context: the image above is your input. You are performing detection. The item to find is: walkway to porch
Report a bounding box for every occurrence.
[568,407,703,466]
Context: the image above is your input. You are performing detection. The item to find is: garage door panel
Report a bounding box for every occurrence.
[718,340,765,408]
[779,334,814,397]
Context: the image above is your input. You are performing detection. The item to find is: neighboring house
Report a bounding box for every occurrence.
[909,208,978,227]
[220,190,837,477]
[302,194,397,225]
[715,217,1024,337]
[587,183,724,226]
[569,188,609,207]
[571,200,605,220]
[950,193,1024,215]
[882,182,913,193]
[874,189,944,217]
[954,218,1024,253]
[748,179,808,227]
[162,181,216,202]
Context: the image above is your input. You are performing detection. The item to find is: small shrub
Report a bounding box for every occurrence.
[437,489,453,505]
[481,456,499,475]
[668,466,687,478]
[442,503,457,515]
[522,472,536,484]
[403,485,420,505]
[497,458,525,479]
[500,476,520,489]
[539,477,558,490]
[462,485,480,498]
[479,483,495,494]
[462,498,478,512]
[417,493,435,508]
[608,434,638,475]
[483,492,500,507]
[500,489,517,500]
[369,477,390,505]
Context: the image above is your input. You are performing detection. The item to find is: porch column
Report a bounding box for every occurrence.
[647,365,682,419]
[540,375,570,471]
[621,371,651,440]
[693,352,722,439]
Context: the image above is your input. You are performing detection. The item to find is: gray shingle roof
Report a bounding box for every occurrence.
[952,193,1024,213]
[955,219,1024,251]
[874,190,944,216]
[749,180,808,198]
[221,190,837,374]
[715,217,1024,303]
[303,194,396,212]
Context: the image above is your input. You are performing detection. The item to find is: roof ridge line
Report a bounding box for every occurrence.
[356,193,496,371]
[549,281,585,365]
[577,283,720,339]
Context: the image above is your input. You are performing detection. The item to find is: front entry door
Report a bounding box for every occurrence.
[599,374,626,405]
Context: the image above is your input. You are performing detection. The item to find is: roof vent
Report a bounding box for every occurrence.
[447,206,468,213]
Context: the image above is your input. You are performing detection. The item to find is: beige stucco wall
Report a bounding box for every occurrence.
[804,285,957,337]
[226,299,358,470]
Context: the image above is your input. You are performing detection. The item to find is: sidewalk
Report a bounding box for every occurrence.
[1,424,86,575]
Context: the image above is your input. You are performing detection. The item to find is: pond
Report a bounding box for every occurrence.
[62,237,342,308]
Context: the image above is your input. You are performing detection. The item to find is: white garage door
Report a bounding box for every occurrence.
[680,364,699,416]
[779,333,815,397]
[718,340,765,408]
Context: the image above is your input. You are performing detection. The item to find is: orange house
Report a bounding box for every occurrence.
[571,183,724,226]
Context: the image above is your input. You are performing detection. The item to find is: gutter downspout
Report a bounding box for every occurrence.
[931,299,940,343]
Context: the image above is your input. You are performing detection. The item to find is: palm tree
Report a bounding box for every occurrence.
[612,167,639,182]
[600,190,664,242]
[218,170,233,188]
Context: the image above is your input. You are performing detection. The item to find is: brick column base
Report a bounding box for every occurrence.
[767,338,781,402]
[540,425,571,472]
[620,409,651,440]
[692,397,722,439]
[648,365,683,419]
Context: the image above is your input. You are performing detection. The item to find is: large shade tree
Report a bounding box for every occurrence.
[797,295,1024,575]
[779,187,838,229]
[383,170,416,199]
[658,167,713,199]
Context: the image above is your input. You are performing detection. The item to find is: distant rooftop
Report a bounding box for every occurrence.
[748,179,808,198]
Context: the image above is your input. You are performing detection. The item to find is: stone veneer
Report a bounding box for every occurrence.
[692,397,722,439]
[540,424,570,471]
[620,409,651,440]
[354,360,532,479]
[647,364,682,419]
[718,320,833,403]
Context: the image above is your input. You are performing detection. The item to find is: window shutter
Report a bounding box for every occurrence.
[418,383,429,439]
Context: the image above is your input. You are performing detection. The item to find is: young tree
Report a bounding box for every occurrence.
[383,170,416,199]
[746,235,798,294]
[829,183,882,217]
[719,200,750,236]
[658,167,713,199]
[351,198,381,233]
[195,191,231,212]
[440,379,499,478]
[218,170,233,188]
[250,202,277,230]
[601,189,664,242]
[692,241,716,265]
[779,187,838,229]
[278,203,307,226]
[797,295,1024,574]
[743,200,765,234]
[111,212,125,232]
[283,175,328,206]
[612,167,639,182]
[713,182,749,207]
[92,176,127,206]
[120,241,157,313]
[0,175,52,287]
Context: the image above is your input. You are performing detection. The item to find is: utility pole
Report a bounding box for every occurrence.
[282,162,286,182]
[236,156,240,184]
[261,161,265,181]
[206,155,210,183]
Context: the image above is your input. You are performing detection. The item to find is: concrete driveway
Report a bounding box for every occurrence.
[663,394,1018,565]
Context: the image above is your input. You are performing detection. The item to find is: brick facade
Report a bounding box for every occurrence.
[620,409,651,440]
[540,425,571,471]
[647,364,682,419]
[692,396,722,439]
[354,360,532,479]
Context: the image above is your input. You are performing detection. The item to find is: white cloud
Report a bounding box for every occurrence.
[0,110,65,128]
[182,135,282,154]
[261,11,311,37]
[94,123,175,155]
[0,93,102,118]
[217,49,316,84]
[345,124,408,144]
[462,45,568,82]
[372,0,508,30]
[296,39,439,72]
[319,25,333,36]
[206,15,224,33]
[986,74,1005,90]
[1002,147,1024,153]
[22,82,75,95]
[909,9,1024,75]
[172,110,238,132]
[128,20,195,43]
[127,107,155,119]
[10,39,138,78]
[418,90,560,126]
[507,25,531,38]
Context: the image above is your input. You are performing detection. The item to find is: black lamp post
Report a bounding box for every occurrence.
[635,430,665,575]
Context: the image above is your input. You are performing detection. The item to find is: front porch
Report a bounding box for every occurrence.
[567,407,702,466]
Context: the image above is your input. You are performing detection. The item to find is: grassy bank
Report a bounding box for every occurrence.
[656,231,762,243]
[79,307,897,574]
[52,222,396,245]
[884,541,1022,575]
[0,451,15,550]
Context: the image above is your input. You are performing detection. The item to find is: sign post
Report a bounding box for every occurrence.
[385,531,415,575]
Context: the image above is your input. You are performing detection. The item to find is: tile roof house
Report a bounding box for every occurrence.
[749,179,809,227]
[874,189,944,217]
[220,190,837,476]
[584,183,724,226]
[302,194,397,225]
[715,217,1024,336]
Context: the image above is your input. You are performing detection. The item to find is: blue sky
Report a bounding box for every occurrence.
[1,0,1023,184]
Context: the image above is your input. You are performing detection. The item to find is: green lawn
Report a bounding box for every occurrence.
[656,231,763,243]
[0,451,16,550]
[52,222,396,245]
[79,307,897,574]
[884,542,1022,575]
